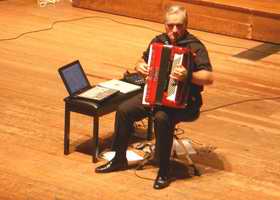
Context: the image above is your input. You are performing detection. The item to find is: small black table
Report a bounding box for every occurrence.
[63,90,153,163]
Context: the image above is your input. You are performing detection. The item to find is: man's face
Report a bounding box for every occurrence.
[165,14,186,44]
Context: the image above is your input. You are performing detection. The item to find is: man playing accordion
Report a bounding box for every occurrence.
[95,4,214,190]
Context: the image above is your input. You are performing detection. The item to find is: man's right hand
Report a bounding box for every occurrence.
[135,62,149,77]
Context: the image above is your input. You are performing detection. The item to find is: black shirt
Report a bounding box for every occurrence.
[142,32,212,108]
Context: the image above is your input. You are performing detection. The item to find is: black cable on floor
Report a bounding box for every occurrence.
[1,15,279,55]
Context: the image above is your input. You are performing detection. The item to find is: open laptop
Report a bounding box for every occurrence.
[58,60,119,102]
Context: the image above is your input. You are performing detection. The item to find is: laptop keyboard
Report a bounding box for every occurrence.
[78,86,118,101]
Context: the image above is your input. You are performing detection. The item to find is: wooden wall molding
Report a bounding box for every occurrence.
[72,0,280,44]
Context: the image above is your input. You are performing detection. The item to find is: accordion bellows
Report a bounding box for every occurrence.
[142,43,194,108]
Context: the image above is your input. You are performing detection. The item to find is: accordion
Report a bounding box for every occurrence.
[142,43,194,108]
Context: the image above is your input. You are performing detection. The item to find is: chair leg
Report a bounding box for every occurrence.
[190,164,201,176]
[64,105,70,155]
[147,114,153,140]
[92,116,99,163]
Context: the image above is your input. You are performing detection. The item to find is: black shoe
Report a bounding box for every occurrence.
[153,174,171,189]
[95,159,128,173]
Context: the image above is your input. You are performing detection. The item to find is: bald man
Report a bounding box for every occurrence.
[95,5,213,190]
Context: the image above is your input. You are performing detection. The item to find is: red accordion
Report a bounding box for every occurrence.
[142,43,194,108]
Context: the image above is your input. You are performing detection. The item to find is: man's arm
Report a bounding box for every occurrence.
[170,66,213,86]
[192,70,213,85]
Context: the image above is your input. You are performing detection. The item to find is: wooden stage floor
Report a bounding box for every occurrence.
[0,1,280,199]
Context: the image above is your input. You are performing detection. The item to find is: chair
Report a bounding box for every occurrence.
[63,90,150,163]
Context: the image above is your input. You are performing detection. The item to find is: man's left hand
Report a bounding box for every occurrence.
[170,65,187,81]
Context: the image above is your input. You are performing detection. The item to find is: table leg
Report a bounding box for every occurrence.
[92,116,99,163]
[64,104,70,155]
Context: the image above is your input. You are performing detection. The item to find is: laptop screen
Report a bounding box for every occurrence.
[59,60,90,95]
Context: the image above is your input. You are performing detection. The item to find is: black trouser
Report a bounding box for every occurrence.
[111,93,200,175]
